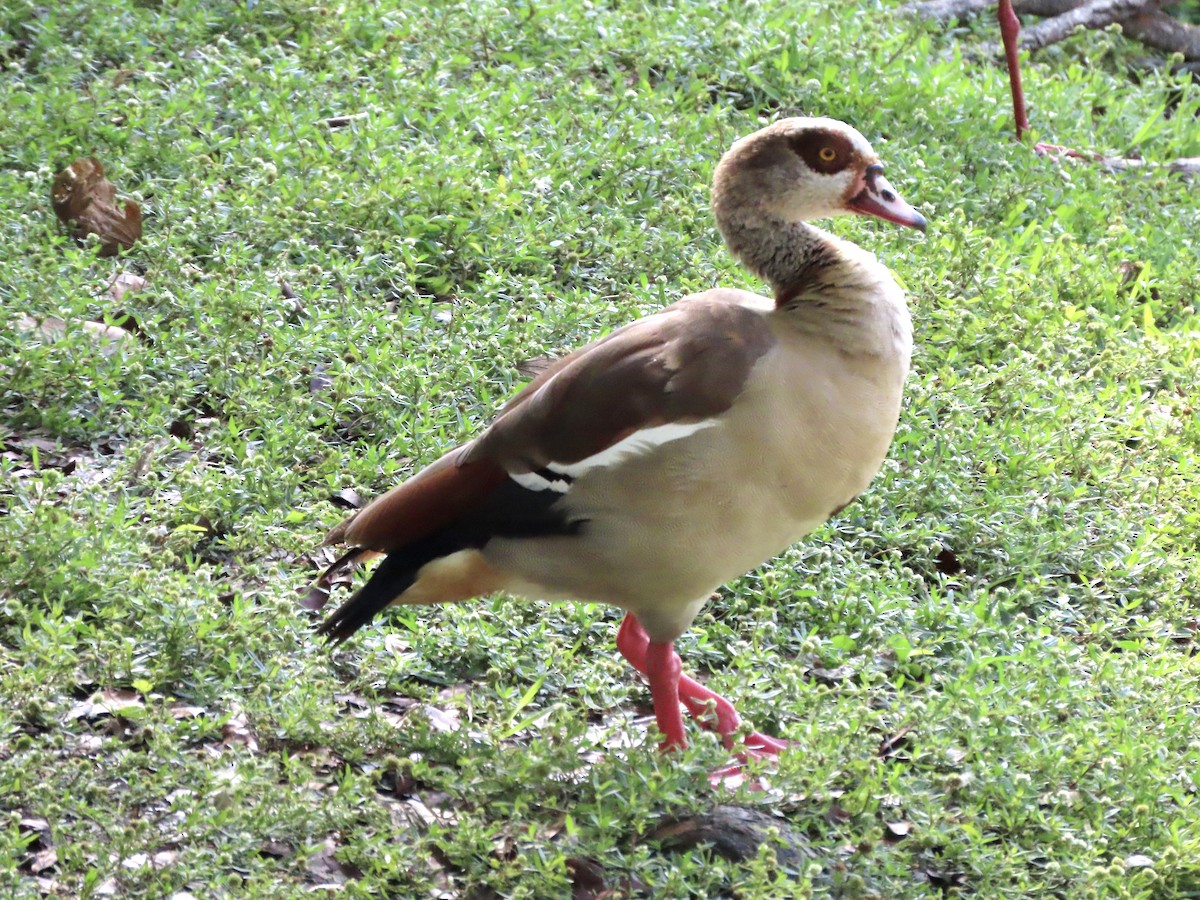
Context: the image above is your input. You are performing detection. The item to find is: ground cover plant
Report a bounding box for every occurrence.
[2,1,1199,896]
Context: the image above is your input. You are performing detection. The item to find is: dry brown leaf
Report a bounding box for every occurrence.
[220,712,259,751]
[169,705,205,720]
[51,158,142,256]
[28,847,58,875]
[67,688,144,721]
[106,271,146,304]
[17,315,133,353]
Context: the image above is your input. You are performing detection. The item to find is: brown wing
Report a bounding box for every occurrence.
[463,291,776,472]
[323,290,775,553]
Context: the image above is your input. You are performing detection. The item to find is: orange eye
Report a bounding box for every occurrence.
[818,147,837,162]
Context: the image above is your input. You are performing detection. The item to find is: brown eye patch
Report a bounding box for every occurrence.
[788,129,855,175]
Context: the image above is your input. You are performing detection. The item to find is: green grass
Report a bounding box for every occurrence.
[2,1,1199,896]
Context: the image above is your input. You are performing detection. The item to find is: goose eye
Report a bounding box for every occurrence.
[818,147,837,162]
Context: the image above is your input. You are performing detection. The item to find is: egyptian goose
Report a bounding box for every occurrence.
[309,117,926,774]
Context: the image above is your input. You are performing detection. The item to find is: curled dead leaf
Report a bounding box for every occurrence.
[51,158,142,256]
[220,712,259,751]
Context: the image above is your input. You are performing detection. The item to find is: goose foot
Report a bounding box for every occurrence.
[615,612,791,785]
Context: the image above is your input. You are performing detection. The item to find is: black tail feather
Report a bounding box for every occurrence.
[315,476,586,644]
[317,547,430,644]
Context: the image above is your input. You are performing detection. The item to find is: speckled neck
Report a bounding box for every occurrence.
[712,209,841,308]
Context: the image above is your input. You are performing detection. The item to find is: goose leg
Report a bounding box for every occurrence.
[998,0,1029,140]
[643,639,687,751]
[615,613,790,758]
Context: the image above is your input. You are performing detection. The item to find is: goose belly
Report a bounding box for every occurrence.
[485,344,905,637]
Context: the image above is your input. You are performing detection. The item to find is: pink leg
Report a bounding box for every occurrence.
[997,0,1029,140]
[615,613,790,757]
[643,640,687,751]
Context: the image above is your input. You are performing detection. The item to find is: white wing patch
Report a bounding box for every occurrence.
[508,419,720,494]
[510,470,573,494]
[548,419,719,479]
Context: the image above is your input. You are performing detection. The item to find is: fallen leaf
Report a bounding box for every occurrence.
[419,704,460,734]
[824,803,853,825]
[19,818,56,875]
[51,158,142,256]
[28,846,57,874]
[920,868,968,889]
[323,112,369,128]
[106,271,146,304]
[329,488,361,510]
[883,821,912,843]
[877,725,913,759]
[258,840,292,859]
[17,315,133,353]
[306,837,362,886]
[806,665,854,687]
[220,712,259,751]
[67,688,144,721]
[33,876,65,896]
[169,705,205,720]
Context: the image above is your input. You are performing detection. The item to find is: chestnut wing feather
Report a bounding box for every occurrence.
[325,293,775,555]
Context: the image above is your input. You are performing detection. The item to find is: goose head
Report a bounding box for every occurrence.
[711,117,926,232]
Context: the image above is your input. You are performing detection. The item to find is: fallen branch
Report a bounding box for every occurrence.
[1036,143,1200,176]
[1013,0,1182,14]
[1008,0,1155,52]
[902,0,996,19]
[1122,8,1200,59]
